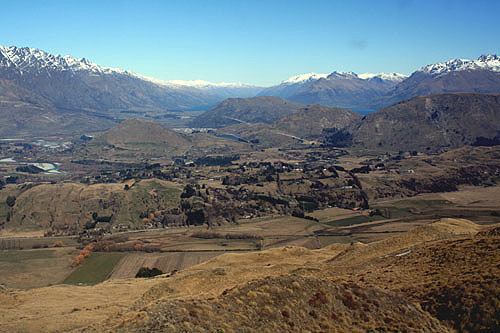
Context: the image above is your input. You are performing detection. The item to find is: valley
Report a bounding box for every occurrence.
[1,45,500,332]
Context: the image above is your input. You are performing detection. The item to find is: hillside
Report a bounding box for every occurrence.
[351,93,500,152]
[188,96,304,128]
[214,104,362,148]
[92,119,190,147]
[85,119,192,159]
[3,179,182,234]
[274,104,362,139]
[2,218,499,332]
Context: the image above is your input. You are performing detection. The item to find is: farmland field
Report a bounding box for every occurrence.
[0,248,76,289]
[110,252,220,279]
[63,252,125,285]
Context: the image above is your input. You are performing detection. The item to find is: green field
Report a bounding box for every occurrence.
[63,252,125,285]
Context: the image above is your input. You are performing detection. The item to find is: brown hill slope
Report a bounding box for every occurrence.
[85,119,192,159]
[216,104,361,148]
[352,93,500,152]
[123,276,448,332]
[93,119,190,147]
[189,96,304,128]
[2,219,498,332]
[274,104,362,139]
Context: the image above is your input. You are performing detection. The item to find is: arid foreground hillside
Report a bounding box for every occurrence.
[1,218,499,332]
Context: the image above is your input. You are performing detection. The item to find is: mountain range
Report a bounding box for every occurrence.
[0,46,260,137]
[1,45,500,139]
[259,55,500,110]
[258,71,407,110]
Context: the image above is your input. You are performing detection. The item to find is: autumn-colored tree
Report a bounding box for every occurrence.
[53,240,63,247]
[71,254,85,267]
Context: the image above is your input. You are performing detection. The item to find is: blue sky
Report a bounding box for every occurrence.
[1,0,499,86]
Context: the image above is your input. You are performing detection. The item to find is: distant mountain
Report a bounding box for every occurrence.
[0,46,232,137]
[216,104,361,148]
[259,71,407,110]
[189,96,304,128]
[163,80,264,98]
[274,104,362,139]
[379,55,500,108]
[0,46,222,111]
[351,93,500,152]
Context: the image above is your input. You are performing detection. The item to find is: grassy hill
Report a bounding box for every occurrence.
[3,179,182,233]
[83,119,192,160]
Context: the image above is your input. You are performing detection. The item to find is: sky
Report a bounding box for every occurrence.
[1,0,499,86]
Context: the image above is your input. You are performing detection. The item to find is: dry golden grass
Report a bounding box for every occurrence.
[1,218,498,332]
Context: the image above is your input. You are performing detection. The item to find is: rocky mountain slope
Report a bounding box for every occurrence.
[350,93,500,152]
[259,71,406,110]
[189,96,304,128]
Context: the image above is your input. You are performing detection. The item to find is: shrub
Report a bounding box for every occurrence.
[6,196,16,207]
[135,267,164,278]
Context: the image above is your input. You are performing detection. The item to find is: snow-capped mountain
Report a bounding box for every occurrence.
[162,79,264,98]
[357,72,408,82]
[420,54,500,76]
[258,70,408,110]
[378,54,500,109]
[0,45,230,137]
[0,45,128,75]
[282,72,329,84]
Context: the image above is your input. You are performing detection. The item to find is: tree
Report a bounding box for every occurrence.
[181,184,196,198]
[135,267,163,278]
[6,196,16,207]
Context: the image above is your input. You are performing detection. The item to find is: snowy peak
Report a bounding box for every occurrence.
[327,71,359,79]
[281,71,407,85]
[0,45,258,95]
[163,79,259,89]
[0,45,128,75]
[420,54,500,76]
[358,72,407,82]
[282,72,329,84]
